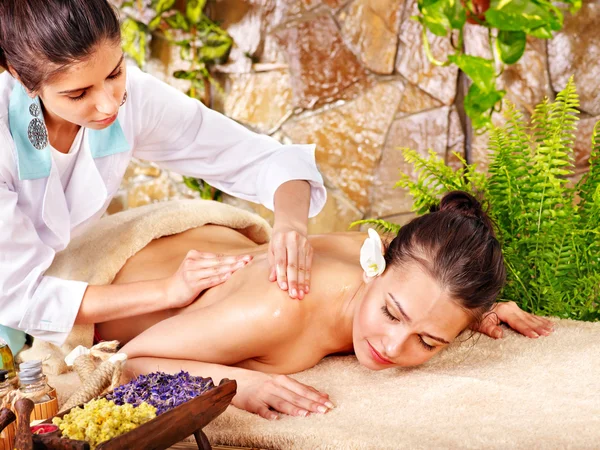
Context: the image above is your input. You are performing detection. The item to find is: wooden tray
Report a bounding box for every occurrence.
[44,378,236,450]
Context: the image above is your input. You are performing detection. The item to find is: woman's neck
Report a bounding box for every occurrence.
[41,101,80,153]
[320,277,366,356]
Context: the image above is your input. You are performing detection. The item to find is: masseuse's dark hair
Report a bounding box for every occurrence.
[385,191,506,324]
[0,0,121,92]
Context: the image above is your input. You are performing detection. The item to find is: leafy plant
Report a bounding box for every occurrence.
[182,176,222,201]
[118,0,233,102]
[414,0,582,129]
[354,79,600,321]
[116,0,231,202]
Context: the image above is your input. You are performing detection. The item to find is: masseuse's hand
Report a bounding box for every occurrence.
[232,371,333,420]
[268,223,313,300]
[474,301,555,339]
[165,250,252,308]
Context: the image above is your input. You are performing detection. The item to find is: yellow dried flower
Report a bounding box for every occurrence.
[52,398,156,449]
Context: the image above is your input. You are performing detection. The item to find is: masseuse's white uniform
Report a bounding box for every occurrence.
[0,65,326,347]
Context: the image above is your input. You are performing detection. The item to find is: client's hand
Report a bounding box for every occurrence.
[268,224,313,300]
[232,371,334,420]
[165,250,252,308]
[474,301,555,339]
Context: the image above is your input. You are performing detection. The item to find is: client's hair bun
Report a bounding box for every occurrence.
[437,191,495,235]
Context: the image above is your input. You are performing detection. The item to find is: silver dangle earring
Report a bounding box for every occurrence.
[120,90,127,106]
[27,102,48,150]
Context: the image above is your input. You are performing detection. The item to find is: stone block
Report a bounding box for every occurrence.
[549,1,600,116]
[338,0,405,74]
[396,0,458,105]
[274,12,370,109]
[224,70,293,133]
[397,82,443,117]
[371,107,451,217]
[282,81,404,212]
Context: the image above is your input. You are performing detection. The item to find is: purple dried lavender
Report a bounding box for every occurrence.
[106,371,215,415]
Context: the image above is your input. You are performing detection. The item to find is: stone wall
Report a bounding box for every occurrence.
[115,0,600,233]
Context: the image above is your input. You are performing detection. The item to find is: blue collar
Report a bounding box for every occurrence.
[8,83,130,180]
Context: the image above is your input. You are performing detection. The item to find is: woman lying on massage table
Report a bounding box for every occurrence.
[97,191,554,420]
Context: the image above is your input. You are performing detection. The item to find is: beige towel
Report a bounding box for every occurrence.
[47,319,600,449]
[18,199,271,375]
[22,199,600,448]
[203,319,600,449]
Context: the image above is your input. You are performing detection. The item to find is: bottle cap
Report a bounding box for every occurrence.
[18,360,44,385]
[19,360,42,370]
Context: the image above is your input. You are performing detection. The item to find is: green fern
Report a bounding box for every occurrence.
[349,219,402,235]
[362,78,599,321]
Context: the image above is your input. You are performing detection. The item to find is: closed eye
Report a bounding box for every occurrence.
[381,305,399,321]
[381,305,436,351]
[107,68,122,80]
[69,91,87,101]
[67,68,122,102]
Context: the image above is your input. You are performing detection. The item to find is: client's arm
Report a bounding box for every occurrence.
[76,251,250,324]
[473,301,554,339]
[119,289,332,419]
[124,357,331,420]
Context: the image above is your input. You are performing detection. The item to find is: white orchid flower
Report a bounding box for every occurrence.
[360,228,386,277]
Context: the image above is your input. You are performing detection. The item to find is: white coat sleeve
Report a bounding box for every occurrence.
[0,182,88,346]
[128,66,327,217]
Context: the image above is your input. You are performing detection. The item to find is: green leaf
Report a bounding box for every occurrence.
[154,0,176,15]
[148,15,162,31]
[443,0,467,29]
[163,11,189,31]
[186,0,207,25]
[349,219,402,235]
[448,53,496,92]
[173,70,201,80]
[526,24,553,39]
[121,18,147,68]
[496,30,526,64]
[464,83,505,129]
[198,35,233,64]
[561,0,582,14]
[416,0,451,36]
[485,0,558,32]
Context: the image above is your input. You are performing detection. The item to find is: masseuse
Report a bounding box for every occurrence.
[0,0,326,349]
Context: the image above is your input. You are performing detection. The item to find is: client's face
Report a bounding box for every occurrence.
[352,263,471,370]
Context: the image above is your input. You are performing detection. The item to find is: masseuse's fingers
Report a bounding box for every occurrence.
[286,239,300,299]
[184,255,251,273]
[285,236,313,299]
[296,245,306,300]
[168,251,252,309]
[189,262,245,282]
[187,250,251,267]
[269,234,289,291]
[304,246,313,294]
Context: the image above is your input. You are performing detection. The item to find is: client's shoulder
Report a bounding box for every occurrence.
[213,256,310,338]
[309,232,366,263]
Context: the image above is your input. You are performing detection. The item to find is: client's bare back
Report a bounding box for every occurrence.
[97,225,365,348]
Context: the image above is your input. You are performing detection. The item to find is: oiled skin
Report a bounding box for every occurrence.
[96,225,367,374]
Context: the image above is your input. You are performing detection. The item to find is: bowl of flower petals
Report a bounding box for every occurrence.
[43,371,236,450]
